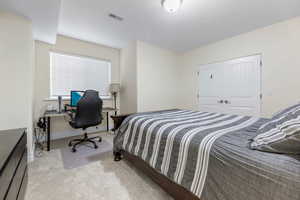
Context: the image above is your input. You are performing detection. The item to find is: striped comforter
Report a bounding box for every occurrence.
[113,109,259,198]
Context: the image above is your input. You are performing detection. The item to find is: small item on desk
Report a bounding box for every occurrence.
[47,104,54,111]
[58,95,63,113]
[64,104,67,111]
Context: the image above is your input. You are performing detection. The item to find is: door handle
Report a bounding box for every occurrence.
[224,100,230,104]
[217,100,224,104]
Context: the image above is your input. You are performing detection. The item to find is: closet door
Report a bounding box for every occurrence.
[198,55,261,117]
[222,55,261,117]
[198,63,226,113]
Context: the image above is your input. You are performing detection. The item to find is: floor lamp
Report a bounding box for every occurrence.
[109,83,120,115]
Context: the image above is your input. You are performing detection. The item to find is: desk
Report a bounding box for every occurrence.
[43,107,117,151]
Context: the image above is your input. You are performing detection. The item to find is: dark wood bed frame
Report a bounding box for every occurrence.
[111,114,200,200]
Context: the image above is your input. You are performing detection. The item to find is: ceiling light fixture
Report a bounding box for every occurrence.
[161,0,183,13]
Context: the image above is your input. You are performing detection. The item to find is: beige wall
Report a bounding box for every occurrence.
[120,41,138,114]
[120,41,181,114]
[34,35,120,139]
[0,12,35,160]
[180,17,300,118]
[33,16,300,141]
[2,9,299,161]
[137,41,180,112]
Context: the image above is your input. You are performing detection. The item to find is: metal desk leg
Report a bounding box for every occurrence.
[47,117,51,151]
[106,112,109,132]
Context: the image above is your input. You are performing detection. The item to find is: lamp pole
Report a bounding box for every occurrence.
[113,92,117,116]
[109,83,120,116]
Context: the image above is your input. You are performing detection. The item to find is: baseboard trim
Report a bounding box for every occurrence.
[28,150,35,162]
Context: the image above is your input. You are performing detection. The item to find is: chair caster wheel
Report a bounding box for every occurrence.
[94,145,98,149]
[99,138,102,142]
[72,148,77,153]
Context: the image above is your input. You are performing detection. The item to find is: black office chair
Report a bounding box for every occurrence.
[68,90,103,152]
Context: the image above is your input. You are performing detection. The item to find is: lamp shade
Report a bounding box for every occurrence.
[109,83,121,93]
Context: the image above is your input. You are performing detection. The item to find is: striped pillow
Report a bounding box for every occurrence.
[251,107,300,154]
[272,102,300,119]
[256,103,300,133]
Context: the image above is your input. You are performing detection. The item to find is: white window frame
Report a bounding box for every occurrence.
[49,51,112,100]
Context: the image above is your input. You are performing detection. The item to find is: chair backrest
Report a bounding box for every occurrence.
[73,90,103,129]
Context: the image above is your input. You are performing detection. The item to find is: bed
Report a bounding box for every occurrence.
[112,109,300,200]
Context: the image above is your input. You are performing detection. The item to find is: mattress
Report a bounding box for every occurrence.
[113,109,300,200]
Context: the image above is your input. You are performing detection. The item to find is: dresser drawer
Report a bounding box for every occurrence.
[0,133,26,200]
[16,167,27,200]
[5,150,27,200]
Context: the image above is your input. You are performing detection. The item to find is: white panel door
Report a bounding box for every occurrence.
[198,55,261,117]
[222,55,261,116]
[198,62,226,114]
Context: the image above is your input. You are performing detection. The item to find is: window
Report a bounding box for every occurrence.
[50,52,111,98]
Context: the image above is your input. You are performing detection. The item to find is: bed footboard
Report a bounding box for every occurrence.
[123,151,200,200]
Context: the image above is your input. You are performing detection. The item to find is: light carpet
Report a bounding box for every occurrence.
[25,133,173,200]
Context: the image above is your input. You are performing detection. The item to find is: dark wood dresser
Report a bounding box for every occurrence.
[0,129,28,200]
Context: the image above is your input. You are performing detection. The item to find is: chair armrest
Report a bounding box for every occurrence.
[64,104,76,111]
[64,109,76,122]
[64,104,77,121]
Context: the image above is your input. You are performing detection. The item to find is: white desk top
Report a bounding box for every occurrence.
[44,107,118,117]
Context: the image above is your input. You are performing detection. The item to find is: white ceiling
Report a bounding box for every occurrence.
[0,0,61,44]
[58,0,300,52]
[1,0,300,52]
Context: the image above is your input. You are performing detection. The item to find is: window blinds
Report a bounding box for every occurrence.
[50,52,111,97]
